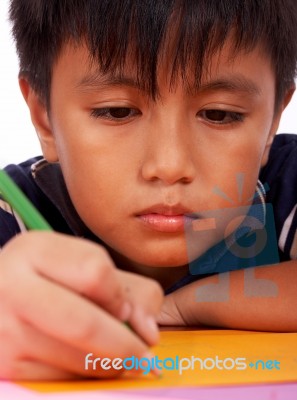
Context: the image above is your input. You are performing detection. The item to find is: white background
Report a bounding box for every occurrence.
[1,0,297,166]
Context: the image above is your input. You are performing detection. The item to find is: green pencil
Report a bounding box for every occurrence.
[0,169,52,231]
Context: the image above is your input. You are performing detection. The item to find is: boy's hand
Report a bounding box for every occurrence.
[157,275,221,327]
[157,288,189,327]
[0,232,163,380]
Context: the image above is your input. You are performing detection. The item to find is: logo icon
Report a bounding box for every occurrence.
[184,174,279,301]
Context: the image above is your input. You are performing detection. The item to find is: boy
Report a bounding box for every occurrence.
[0,0,297,380]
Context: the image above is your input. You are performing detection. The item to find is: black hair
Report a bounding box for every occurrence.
[9,0,297,110]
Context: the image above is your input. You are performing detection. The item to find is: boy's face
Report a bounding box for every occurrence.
[29,39,284,270]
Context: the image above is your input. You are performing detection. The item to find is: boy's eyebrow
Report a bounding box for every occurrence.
[197,75,262,97]
[75,71,261,97]
[75,72,144,92]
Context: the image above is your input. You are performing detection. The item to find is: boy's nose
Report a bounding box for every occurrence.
[141,122,196,185]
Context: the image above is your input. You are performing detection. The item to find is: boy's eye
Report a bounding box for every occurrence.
[90,107,140,120]
[198,109,244,125]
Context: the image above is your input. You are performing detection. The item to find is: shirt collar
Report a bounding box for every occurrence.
[31,158,100,242]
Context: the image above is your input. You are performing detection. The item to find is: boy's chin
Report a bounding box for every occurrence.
[133,242,213,268]
[108,242,208,270]
[130,250,199,269]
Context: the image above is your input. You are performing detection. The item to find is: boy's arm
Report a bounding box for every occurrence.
[157,261,297,332]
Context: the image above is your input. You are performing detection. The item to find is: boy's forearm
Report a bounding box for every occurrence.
[170,261,297,332]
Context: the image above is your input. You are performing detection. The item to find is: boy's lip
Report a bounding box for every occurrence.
[136,204,199,233]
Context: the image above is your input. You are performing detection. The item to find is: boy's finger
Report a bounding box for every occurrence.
[20,321,124,378]
[117,271,163,344]
[8,271,151,361]
[118,270,163,316]
[0,310,142,379]
[2,232,129,319]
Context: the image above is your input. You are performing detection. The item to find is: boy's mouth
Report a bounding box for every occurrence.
[136,204,199,233]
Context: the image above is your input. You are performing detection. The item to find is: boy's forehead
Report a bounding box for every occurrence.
[56,39,273,97]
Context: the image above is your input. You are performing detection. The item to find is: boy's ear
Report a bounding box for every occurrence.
[261,85,296,167]
[19,78,59,163]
